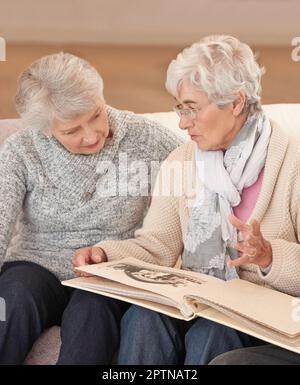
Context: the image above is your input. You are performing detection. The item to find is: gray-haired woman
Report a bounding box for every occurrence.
[74,35,300,364]
[0,53,181,364]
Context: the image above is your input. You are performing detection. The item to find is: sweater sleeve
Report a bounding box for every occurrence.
[257,234,300,297]
[95,149,184,267]
[0,141,27,263]
[257,149,300,297]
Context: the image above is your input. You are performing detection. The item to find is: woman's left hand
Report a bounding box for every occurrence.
[227,214,273,268]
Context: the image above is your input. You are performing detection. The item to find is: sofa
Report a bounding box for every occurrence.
[0,104,300,364]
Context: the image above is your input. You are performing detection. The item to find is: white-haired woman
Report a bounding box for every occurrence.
[0,53,181,364]
[73,35,300,364]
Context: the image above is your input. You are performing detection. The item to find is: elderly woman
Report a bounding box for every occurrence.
[73,35,300,365]
[0,52,181,364]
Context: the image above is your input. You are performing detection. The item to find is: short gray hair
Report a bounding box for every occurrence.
[15,52,104,132]
[166,35,265,113]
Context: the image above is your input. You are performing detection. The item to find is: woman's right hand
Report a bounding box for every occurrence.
[72,246,107,276]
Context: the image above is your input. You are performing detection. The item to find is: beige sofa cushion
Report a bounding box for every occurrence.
[24,326,61,365]
[0,119,23,144]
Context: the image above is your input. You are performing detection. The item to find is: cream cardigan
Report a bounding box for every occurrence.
[97,121,300,296]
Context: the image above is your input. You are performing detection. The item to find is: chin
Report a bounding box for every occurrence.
[82,140,106,154]
[195,140,216,152]
[85,147,101,154]
[195,141,209,151]
[192,137,206,150]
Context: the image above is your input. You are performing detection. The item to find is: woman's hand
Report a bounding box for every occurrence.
[72,246,107,277]
[227,214,273,269]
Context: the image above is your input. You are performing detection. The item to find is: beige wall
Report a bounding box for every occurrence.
[1,1,299,118]
[0,0,299,46]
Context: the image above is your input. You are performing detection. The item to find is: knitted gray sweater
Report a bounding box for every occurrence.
[0,106,182,280]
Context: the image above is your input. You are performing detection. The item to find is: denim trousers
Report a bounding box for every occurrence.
[118,305,264,365]
[0,261,129,365]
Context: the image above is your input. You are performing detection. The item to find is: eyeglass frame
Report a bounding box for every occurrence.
[173,102,212,120]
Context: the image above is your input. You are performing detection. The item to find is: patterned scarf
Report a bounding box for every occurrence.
[182,112,272,280]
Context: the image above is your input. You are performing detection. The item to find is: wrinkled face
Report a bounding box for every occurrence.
[176,82,243,151]
[51,101,111,154]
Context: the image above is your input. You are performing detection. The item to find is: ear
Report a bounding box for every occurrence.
[232,92,246,117]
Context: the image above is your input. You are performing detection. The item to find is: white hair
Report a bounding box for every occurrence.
[15,52,104,132]
[166,35,265,113]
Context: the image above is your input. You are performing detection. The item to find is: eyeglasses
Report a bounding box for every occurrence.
[173,103,211,120]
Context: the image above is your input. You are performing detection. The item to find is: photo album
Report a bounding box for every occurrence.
[62,257,300,354]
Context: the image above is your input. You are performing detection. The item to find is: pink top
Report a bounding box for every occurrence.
[233,168,264,223]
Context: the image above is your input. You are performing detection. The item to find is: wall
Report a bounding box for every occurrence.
[0,0,299,46]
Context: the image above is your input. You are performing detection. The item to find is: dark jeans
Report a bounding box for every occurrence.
[209,344,300,365]
[0,261,129,365]
[118,305,264,365]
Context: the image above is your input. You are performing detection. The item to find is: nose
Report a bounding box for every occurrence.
[82,127,99,145]
[179,116,193,131]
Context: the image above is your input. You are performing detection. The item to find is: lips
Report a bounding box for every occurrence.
[84,140,100,149]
